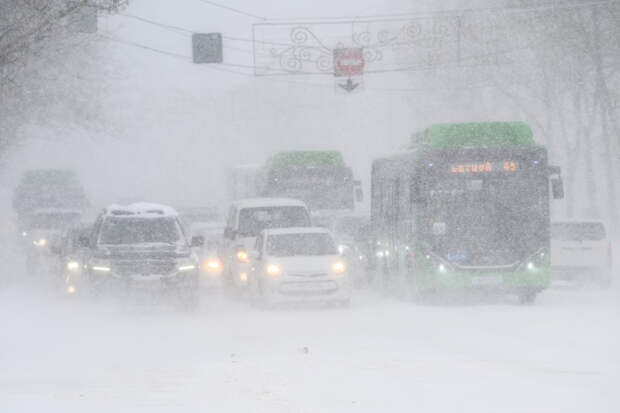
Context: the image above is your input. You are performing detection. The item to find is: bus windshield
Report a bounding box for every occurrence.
[422,175,547,266]
[264,167,353,210]
[238,206,310,237]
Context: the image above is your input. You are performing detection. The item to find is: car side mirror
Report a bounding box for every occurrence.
[78,236,90,248]
[551,177,564,199]
[249,250,260,261]
[191,236,204,247]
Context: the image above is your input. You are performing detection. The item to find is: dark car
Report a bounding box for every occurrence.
[82,203,203,311]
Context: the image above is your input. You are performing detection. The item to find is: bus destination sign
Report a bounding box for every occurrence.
[450,161,517,174]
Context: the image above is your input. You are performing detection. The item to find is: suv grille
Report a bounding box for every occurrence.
[113,260,176,276]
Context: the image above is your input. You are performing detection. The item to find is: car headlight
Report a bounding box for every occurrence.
[236,250,250,263]
[33,238,47,247]
[67,261,80,271]
[266,264,281,276]
[178,264,197,272]
[331,261,346,274]
[204,258,221,271]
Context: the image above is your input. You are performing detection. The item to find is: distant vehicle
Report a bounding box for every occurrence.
[551,221,612,287]
[221,198,312,290]
[228,151,364,213]
[188,221,226,286]
[50,225,91,295]
[19,208,84,276]
[371,121,564,304]
[13,169,89,275]
[312,212,371,283]
[81,203,203,311]
[13,169,88,221]
[249,227,352,306]
[262,151,363,212]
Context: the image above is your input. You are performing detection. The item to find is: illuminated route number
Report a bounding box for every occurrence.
[503,161,516,171]
[450,161,517,174]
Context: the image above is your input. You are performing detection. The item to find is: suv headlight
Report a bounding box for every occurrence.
[89,259,111,273]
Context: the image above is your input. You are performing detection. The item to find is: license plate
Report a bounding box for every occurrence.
[282,281,334,292]
[471,276,503,286]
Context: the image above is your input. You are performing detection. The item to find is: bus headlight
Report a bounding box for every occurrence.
[424,252,453,274]
[519,249,548,273]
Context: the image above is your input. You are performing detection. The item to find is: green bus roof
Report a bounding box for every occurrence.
[267,151,345,168]
[414,122,535,147]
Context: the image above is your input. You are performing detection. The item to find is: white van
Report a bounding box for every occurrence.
[551,220,612,287]
[221,198,312,289]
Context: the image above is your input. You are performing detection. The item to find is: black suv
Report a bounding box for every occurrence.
[82,203,203,311]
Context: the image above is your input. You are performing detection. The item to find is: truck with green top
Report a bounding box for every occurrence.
[370,122,564,303]
[229,151,363,213]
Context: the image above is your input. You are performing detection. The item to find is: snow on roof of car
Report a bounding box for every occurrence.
[232,197,308,209]
[263,227,330,236]
[104,202,178,218]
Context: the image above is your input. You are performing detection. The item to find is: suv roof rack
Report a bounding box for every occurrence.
[103,203,178,218]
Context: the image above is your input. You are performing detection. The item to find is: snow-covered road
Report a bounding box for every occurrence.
[1,283,618,413]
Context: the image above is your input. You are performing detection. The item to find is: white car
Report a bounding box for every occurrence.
[249,227,352,305]
[551,220,612,286]
[221,198,312,290]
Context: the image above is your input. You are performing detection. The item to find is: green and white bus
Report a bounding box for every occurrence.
[370,122,564,303]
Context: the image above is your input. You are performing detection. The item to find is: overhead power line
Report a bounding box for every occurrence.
[96,32,504,94]
[194,0,267,21]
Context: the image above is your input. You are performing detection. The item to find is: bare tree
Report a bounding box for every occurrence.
[0,0,129,155]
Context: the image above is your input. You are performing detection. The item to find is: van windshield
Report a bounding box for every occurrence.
[238,206,310,237]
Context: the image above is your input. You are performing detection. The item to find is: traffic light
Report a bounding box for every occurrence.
[192,33,223,64]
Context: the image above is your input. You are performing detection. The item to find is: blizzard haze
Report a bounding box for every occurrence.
[1,0,619,412]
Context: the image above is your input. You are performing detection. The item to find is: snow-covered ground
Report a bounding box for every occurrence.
[1,278,618,413]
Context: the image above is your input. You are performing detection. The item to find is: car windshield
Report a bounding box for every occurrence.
[551,222,606,241]
[98,217,184,245]
[237,206,310,237]
[266,233,338,256]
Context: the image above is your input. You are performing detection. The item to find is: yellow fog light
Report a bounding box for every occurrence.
[240,272,248,282]
[236,250,250,263]
[67,285,76,294]
[266,264,280,276]
[205,259,221,271]
[331,262,346,274]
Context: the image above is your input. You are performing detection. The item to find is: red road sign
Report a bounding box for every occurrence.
[333,48,365,77]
